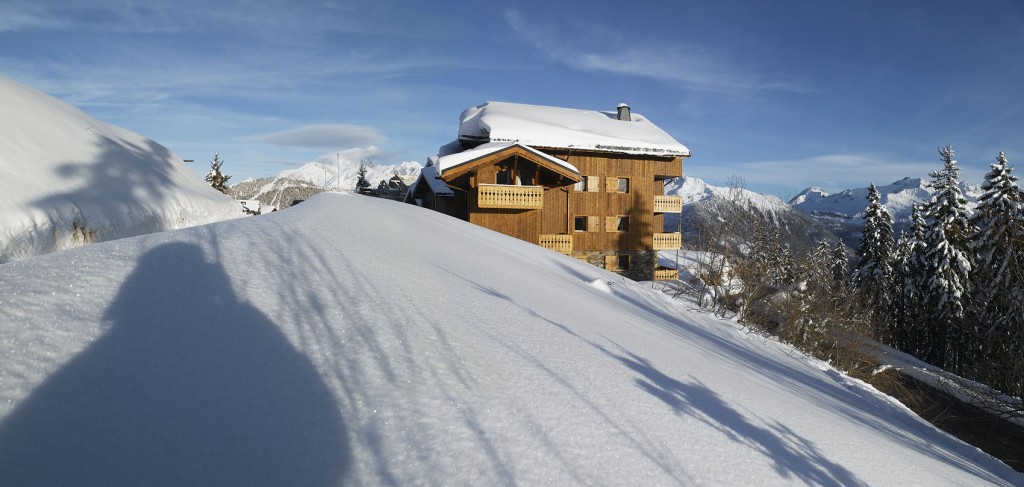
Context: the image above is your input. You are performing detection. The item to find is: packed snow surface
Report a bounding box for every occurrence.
[0,194,1019,485]
[0,76,241,263]
[458,101,690,157]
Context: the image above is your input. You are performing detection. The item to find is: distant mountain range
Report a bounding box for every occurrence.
[664,176,843,255]
[233,157,983,252]
[788,177,982,245]
[230,160,422,209]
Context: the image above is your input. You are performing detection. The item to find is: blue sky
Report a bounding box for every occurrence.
[3,0,1023,196]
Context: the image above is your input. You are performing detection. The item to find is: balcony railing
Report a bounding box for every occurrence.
[653,268,679,281]
[653,195,683,213]
[478,184,544,209]
[539,234,573,255]
[653,232,682,250]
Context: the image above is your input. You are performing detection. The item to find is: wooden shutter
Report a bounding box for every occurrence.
[605,177,618,193]
[588,216,600,232]
[587,176,599,192]
[605,216,618,232]
[605,255,618,270]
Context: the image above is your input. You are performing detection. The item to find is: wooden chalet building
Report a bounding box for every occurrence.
[407,101,689,281]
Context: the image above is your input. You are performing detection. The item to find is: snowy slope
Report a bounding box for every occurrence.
[0,193,1019,485]
[0,77,241,263]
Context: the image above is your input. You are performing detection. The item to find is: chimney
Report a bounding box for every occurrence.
[616,103,631,121]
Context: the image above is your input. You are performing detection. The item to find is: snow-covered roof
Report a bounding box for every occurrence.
[436,142,580,179]
[457,101,690,157]
[416,165,454,196]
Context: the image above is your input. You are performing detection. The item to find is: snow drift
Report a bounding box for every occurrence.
[0,193,1019,485]
[0,76,240,263]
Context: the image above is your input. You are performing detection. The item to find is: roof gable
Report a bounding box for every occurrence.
[437,142,581,182]
[457,101,690,157]
[412,165,454,196]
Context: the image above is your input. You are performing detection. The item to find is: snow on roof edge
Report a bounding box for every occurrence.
[458,101,690,158]
[437,142,580,179]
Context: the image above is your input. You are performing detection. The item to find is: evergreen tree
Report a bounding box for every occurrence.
[898,206,930,357]
[205,153,231,194]
[851,184,896,342]
[355,160,372,194]
[830,242,849,293]
[920,145,974,374]
[969,152,1024,394]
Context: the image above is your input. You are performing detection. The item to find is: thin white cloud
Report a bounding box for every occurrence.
[314,146,390,165]
[504,10,809,95]
[690,153,941,193]
[0,3,70,31]
[250,124,386,149]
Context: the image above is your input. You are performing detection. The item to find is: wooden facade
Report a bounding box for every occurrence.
[411,103,689,281]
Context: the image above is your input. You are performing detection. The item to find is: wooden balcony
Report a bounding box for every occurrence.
[653,232,682,250]
[653,268,679,281]
[477,184,543,209]
[539,234,572,255]
[653,195,683,213]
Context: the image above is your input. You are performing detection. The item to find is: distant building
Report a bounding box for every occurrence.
[375,174,409,200]
[408,101,688,281]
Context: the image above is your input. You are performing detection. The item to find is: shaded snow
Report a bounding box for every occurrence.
[0,76,241,263]
[0,194,1019,485]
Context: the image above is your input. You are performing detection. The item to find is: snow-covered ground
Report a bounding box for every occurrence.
[0,77,241,263]
[0,193,1019,485]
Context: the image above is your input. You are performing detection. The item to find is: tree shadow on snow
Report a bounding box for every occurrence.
[601,347,868,487]
[0,242,349,486]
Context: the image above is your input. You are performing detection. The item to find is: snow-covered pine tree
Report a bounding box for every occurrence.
[830,242,849,292]
[969,152,1024,394]
[895,206,930,357]
[205,153,231,194]
[920,145,975,374]
[355,160,372,194]
[851,183,896,343]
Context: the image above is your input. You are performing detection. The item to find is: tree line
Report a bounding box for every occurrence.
[678,147,1022,418]
[854,146,1023,408]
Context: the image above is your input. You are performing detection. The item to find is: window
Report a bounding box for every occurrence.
[574,216,588,232]
[617,254,630,271]
[575,176,599,192]
[575,216,600,232]
[516,167,532,185]
[605,254,630,272]
[605,176,630,193]
[496,168,512,185]
[605,216,629,232]
[617,177,630,193]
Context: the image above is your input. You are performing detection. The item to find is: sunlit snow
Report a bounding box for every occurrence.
[0,193,1018,486]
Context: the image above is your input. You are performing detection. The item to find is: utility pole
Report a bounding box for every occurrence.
[337,153,341,191]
